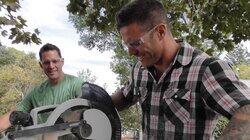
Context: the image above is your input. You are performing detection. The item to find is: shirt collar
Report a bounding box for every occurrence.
[175,42,194,66]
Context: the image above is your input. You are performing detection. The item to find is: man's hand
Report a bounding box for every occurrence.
[9,111,33,127]
[0,111,13,132]
[220,104,250,140]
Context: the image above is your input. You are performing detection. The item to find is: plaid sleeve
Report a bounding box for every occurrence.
[122,70,135,104]
[201,59,250,119]
[122,63,140,105]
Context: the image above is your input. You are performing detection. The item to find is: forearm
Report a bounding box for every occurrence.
[0,111,12,133]
[219,104,250,140]
[111,91,128,111]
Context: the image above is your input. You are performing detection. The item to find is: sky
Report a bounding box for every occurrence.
[4,0,119,93]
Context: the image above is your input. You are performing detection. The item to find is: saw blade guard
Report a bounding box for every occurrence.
[80,82,122,140]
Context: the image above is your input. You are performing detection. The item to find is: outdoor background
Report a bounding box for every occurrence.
[0,0,249,139]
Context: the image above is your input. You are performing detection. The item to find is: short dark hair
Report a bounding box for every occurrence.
[115,0,169,31]
[39,43,61,60]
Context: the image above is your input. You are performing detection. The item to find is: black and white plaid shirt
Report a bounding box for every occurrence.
[122,42,250,140]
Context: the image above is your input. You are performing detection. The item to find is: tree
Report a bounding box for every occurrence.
[67,0,250,54]
[0,47,46,115]
[110,40,137,85]
[0,0,41,47]
[68,14,117,52]
[119,105,141,133]
[224,44,250,65]
[233,64,250,79]
[223,43,250,79]
[213,117,229,140]
[77,68,97,83]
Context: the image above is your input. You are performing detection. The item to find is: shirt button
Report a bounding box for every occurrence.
[174,95,178,98]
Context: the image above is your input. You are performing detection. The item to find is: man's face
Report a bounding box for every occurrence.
[120,23,164,67]
[39,50,64,83]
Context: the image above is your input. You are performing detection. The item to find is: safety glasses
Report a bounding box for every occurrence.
[122,24,165,51]
[40,58,64,66]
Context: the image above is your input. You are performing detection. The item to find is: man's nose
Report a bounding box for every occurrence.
[48,61,55,67]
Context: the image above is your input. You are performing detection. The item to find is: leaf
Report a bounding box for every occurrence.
[1,30,8,37]
[8,34,15,39]
[205,48,214,56]
[0,0,41,45]
[34,28,40,35]
[0,16,12,25]
[31,33,42,44]
[17,16,27,27]
[6,2,20,12]
[10,27,18,35]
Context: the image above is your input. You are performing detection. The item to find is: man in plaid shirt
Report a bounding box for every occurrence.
[111,0,250,139]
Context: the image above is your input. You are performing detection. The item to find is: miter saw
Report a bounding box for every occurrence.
[2,82,121,140]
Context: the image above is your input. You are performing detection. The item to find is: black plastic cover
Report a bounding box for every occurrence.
[80,82,121,140]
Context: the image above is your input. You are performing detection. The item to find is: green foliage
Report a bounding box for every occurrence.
[0,65,28,112]
[0,0,41,46]
[233,64,250,79]
[68,14,118,52]
[0,47,17,65]
[213,117,229,139]
[77,68,97,83]
[119,105,141,132]
[67,0,128,32]
[0,47,46,115]
[224,44,250,65]
[67,0,250,53]
[223,44,250,79]
[110,39,137,84]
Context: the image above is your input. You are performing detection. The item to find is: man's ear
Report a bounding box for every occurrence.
[61,58,64,66]
[156,24,167,40]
